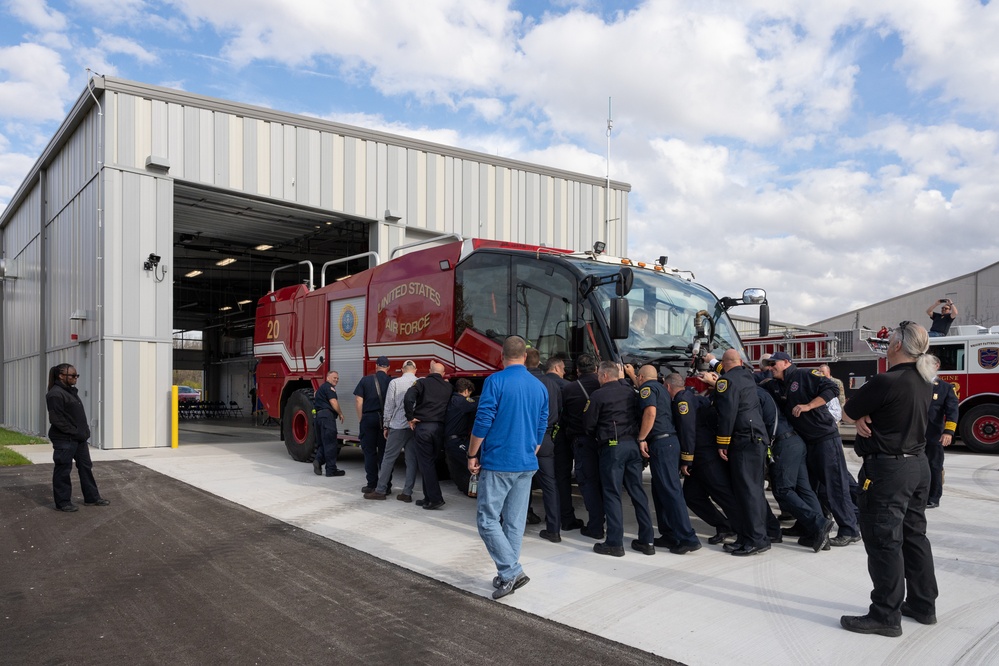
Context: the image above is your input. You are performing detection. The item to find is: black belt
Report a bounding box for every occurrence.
[774,431,796,442]
[864,452,919,460]
[649,432,675,441]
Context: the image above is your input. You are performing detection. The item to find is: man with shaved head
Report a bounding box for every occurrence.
[636,364,700,554]
[404,360,453,510]
[713,349,772,556]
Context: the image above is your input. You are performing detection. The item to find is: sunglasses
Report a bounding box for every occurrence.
[62,373,80,378]
[897,321,914,347]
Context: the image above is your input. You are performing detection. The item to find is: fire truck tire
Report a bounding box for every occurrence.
[960,404,999,454]
[284,388,318,462]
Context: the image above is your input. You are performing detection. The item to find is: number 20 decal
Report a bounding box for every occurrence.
[266,320,281,339]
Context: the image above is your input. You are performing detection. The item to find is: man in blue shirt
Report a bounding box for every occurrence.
[467,336,548,600]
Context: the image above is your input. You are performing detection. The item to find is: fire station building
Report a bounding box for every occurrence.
[0,77,630,449]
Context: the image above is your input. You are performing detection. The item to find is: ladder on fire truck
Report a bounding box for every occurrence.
[742,329,840,366]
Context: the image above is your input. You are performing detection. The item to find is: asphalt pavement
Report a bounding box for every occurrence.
[0,461,674,666]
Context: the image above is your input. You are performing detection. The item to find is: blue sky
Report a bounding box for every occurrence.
[2,0,999,325]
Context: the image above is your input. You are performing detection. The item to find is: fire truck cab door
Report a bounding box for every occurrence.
[329,297,365,441]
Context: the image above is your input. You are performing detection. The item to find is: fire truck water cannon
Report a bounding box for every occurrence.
[253,238,770,463]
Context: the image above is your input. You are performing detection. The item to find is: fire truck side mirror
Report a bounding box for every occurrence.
[616,267,634,297]
[609,297,630,339]
[759,302,770,337]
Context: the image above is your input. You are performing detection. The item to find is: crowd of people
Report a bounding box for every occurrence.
[306,324,944,623]
[45,319,950,634]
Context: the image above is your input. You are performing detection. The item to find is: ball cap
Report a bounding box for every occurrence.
[375,356,391,367]
[769,351,793,362]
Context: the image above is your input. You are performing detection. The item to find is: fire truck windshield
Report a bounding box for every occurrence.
[592,270,742,359]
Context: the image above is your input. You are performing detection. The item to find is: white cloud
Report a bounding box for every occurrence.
[75,29,158,76]
[6,0,66,31]
[0,42,71,121]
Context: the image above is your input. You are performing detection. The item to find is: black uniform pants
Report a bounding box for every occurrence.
[857,454,938,624]
[682,448,735,533]
[727,436,769,548]
[598,437,654,547]
[445,435,471,494]
[359,413,386,489]
[925,438,945,504]
[531,450,560,533]
[553,432,578,524]
[806,434,860,537]
[573,435,604,532]
[413,421,444,504]
[313,416,341,474]
[51,438,100,507]
[771,433,825,535]
[647,435,698,546]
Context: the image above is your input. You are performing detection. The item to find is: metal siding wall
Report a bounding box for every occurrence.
[270,122,284,199]
[5,245,40,360]
[408,148,421,227]
[283,125,296,202]
[343,136,356,212]
[305,128,322,207]
[229,115,243,190]
[242,116,256,192]
[151,99,168,160]
[365,141,377,218]
[461,160,475,238]
[135,97,152,169]
[167,103,185,179]
[100,168,173,449]
[443,156,454,232]
[183,105,200,181]
[320,132,334,209]
[196,109,213,184]
[332,134,345,211]
[256,119,270,196]
[214,112,229,188]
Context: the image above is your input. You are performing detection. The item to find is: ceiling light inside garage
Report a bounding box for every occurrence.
[237,299,252,305]
[184,269,203,278]
[215,257,236,266]
[219,305,233,311]
[254,244,273,251]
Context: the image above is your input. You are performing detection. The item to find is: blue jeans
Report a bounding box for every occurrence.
[476,469,536,581]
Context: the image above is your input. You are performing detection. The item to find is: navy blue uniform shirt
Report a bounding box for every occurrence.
[637,380,675,438]
[353,371,391,414]
[444,393,477,439]
[770,364,839,441]
[926,378,959,443]
[314,382,339,418]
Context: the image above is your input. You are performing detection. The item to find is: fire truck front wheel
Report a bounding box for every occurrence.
[960,404,999,454]
[284,388,318,462]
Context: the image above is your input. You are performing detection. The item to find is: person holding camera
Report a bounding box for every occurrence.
[926,298,958,337]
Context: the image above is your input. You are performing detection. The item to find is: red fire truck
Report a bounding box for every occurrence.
[253,238,769,462]
[744,326,999,453]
